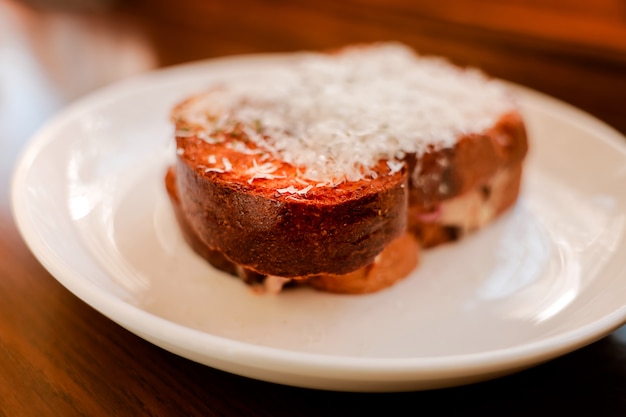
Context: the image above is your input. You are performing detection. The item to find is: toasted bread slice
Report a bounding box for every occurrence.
[407,111,527,246]
[166,166,419,293]
[172,103,408,277]
[409,162,524,247]
[407,111,527,208]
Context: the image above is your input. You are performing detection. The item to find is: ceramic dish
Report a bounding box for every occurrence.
[11,53,626,392]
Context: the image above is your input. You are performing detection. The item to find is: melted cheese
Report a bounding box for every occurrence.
[182,43,516,183]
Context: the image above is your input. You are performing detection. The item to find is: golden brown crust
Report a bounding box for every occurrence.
[306,233,420,294]
[173,135,408,277]
[166,167,418,293]
[166,167,239,276]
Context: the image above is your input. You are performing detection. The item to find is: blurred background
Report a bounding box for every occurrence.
[1,1,626,414]
[1,0,626,200]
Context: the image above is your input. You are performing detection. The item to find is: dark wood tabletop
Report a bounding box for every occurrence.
[2,0,626,415]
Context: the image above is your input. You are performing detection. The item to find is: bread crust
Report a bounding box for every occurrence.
[408,111,527,210]
[306,233,420,294]
[167,167,419,293]
[174,141,408,277]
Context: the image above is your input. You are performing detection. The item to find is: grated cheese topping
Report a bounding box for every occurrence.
[181,43,516,183]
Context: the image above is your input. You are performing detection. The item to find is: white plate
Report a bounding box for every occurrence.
[11,53,626,392]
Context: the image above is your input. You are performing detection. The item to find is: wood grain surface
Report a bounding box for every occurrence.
[1,0,625,415]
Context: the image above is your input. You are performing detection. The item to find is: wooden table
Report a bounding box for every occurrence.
[2,0,626,414]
